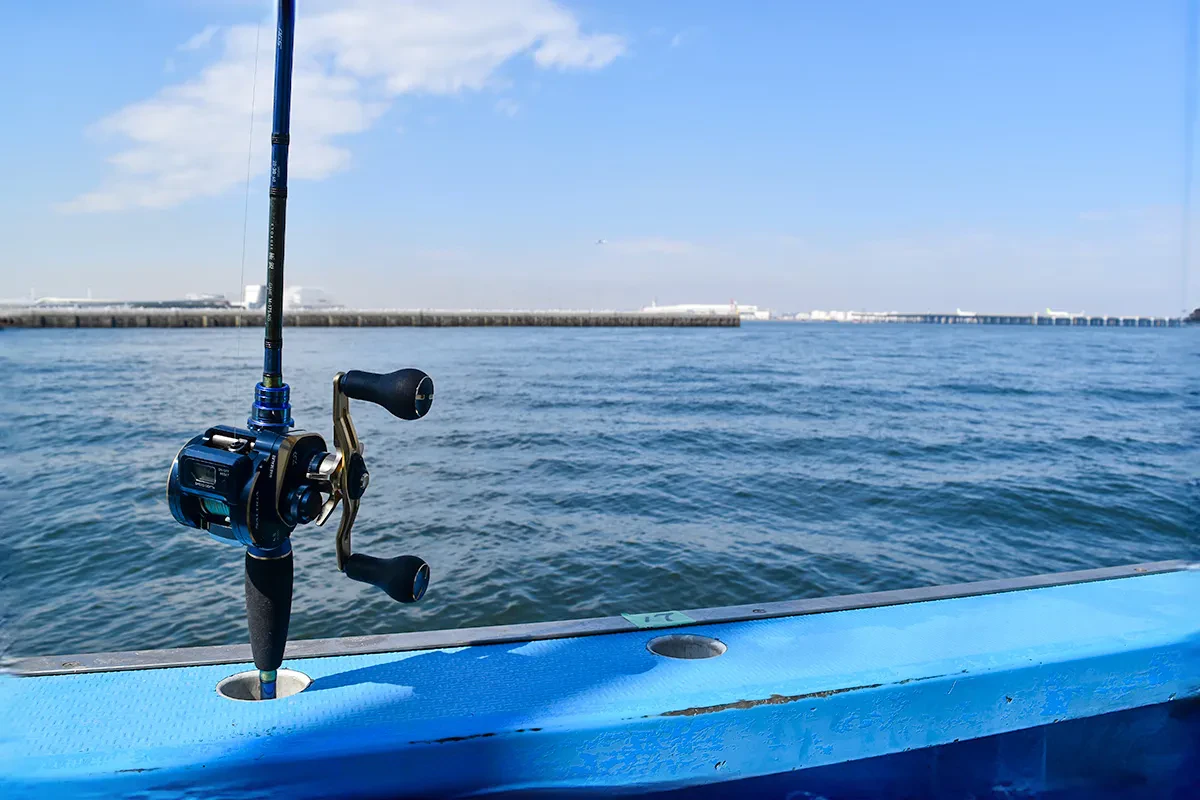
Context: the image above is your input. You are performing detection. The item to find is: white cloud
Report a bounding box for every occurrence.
[606,237,701,256]
[61,0,625,213]
[533,33,624,69]
[495,98,520,117]
[669,27,700,49]
[179,24,221,51]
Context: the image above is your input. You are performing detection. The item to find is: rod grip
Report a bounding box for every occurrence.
[245,550,293,673]
[340,369,433,420]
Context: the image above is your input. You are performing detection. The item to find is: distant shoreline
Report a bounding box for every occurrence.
[0,308,740,329]
[2,308,1190,329]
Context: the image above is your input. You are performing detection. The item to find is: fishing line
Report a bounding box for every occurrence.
[236,19,264,369]
[1182,0,1197,315]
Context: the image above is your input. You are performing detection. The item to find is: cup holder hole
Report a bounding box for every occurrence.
[647,634,727,660]
[216,669,311,701]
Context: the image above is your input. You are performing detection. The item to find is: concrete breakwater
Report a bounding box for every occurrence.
[1,309,740,329]
[844,312,1181,327]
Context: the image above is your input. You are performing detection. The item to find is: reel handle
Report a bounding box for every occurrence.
[340,369,434,421]
[320,368,434,604]
[344,553,430,603]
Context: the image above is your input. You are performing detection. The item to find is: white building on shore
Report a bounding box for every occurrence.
[283,286,338,310]
[239,284,339,310]
[640,301,771,321]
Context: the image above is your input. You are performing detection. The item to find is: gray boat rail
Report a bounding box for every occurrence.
[8,559,1190,677]
[0,309,739,329]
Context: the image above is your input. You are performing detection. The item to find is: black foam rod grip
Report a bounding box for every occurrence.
[340,369,434,420]
[345,553,430,603]
[245,551,293,673]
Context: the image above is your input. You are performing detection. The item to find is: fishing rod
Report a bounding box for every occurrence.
[167,0,434,701]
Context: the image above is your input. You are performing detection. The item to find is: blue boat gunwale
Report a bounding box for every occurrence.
[10,559,1191,676]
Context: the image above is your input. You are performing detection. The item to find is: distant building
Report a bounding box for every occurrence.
[640,300,770,321]
[809,310,857,322]
[31,296,120,308]
[806,310,908,322]
[239,284,339,310]
[29,295,230,309]
[242,285,266,309]
[283,286,338,310]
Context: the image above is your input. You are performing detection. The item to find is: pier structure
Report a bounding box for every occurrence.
[846,312,1181,327]
[0,308,740,329]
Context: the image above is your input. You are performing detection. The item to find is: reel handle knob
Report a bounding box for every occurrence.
[340,369,433,420]
[344,553,430,603]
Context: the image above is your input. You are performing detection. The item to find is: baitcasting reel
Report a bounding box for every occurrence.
[166,368,433,699]
[168,368,434,600]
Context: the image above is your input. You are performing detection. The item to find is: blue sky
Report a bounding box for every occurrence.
[0,0,1196,314]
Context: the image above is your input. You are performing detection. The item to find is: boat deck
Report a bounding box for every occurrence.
[3,562,1199,798]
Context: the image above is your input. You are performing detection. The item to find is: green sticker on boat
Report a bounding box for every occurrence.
[621,610,695,628]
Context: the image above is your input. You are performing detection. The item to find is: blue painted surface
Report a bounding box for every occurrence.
[656,699,1200,799]
[3,570,1200,798]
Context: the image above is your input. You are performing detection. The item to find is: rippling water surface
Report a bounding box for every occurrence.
[2,324,1197,657]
